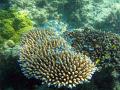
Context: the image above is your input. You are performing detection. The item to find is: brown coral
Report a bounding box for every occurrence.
[63,29,120,71]
[19,28,96,88]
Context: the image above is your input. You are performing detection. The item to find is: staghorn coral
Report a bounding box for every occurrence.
[19,28,96,88]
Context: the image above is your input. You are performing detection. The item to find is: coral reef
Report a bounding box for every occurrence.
[63,0,94,28]
[0,0,120,90]
[19,28,96,88]
[0,8,34,89]
[1,28,120,90]
[0,9,33,46]
[0,44,41,90]
[9,0,95,27]
[9,0,67,25]
[8,0,120,32]
[94,3,120,34]
[63,28,120,90]
[42,20,68,35]
[64,29,120,69]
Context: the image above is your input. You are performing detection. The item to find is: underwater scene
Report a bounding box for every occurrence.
[0,0,120,90]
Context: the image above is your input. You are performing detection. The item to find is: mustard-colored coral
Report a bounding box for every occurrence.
[0,9,33,45]
[19,28,96,88]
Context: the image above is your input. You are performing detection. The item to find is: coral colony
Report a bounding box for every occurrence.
[19,28,97,88]
[64,29,120,69]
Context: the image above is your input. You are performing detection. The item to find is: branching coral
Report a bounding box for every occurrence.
[63,29,120,71]
[19,28,96,88]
